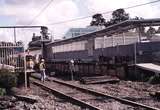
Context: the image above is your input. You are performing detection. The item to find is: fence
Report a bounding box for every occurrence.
[0,42,24,71]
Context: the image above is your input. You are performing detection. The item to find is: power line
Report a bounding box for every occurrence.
[47,0,160,25]
[124,0,160,10]
[28,0,54,25]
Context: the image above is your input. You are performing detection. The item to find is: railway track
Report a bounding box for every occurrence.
[31,75,160,110]
[31,78,134,110]
[31,79,103,110]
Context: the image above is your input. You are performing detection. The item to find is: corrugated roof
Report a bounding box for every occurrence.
[47,18,160,46]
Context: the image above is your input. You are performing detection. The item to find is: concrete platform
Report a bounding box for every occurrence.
[136,63,160,74]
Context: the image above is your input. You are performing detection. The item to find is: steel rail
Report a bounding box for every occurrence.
[47,77,160,110]
[32,80,102,110]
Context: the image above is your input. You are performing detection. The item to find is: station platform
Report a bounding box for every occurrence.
[136,63,160,74]
[26,69,35,73]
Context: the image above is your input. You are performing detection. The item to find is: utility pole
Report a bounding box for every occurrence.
[134,42,137,64]
[41,32,44,58]
[40,26,49,59]
[24,49,27,89]
[13,28,16,43]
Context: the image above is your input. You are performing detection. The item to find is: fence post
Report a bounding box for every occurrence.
[23,48,27,89]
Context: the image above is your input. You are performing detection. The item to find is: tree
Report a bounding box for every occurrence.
[138,26,145,36]
[146,26,156,39]
[157,27,160,33]
[90,13,106,26]
[104,20,114,27]
[16,41,23,46]
[111,8,129,24]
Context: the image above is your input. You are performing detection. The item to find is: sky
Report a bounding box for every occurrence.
[0,0,160,46]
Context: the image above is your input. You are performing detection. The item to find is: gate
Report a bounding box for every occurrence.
[0,42,24,72]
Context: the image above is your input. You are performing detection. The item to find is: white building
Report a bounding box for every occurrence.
[64,26,102,39]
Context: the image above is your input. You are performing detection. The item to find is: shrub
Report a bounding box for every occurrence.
[148,75,160,84]
[0,69,17,93]
[0,88,6,96]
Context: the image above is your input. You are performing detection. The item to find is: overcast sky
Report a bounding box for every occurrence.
[0,0,160,46]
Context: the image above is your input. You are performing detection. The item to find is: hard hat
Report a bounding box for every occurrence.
[41,59,45,62]
[70,59,74,63]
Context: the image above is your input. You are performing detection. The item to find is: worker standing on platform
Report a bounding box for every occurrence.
[28,58,34,70]
[39,59,46,82]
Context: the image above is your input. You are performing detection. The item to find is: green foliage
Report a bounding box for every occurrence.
[111,8,129,23]
[90,13,106,26]
[90,8,130,28]
[146,26,156,37]
[0,88,6,96]
[148,75,160,84]
[0,69,17,89]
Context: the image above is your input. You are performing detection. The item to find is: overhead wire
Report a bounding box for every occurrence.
[28,0,54,25]
[47,0,160,25]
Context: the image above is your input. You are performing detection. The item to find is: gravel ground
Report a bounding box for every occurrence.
[10,73,158,110]
[63,79,160,109]
[84,81,160,108]
[44,80,137,110]
[0,84,82,110]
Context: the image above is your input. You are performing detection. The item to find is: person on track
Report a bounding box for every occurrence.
[39,59,46,82]
[69,59,75,80]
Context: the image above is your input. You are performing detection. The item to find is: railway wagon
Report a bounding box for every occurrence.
[45,19,160,78]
